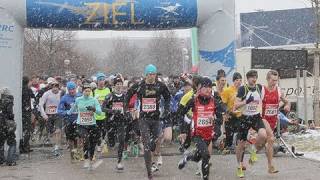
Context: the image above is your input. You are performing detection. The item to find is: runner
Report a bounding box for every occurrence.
[220,72,243,152]
[125,64,171,180]
[153,75,173,168]
[21,76,36,154]
[213,71,227,149]
[68,82,102,170]
[233,70,268,178]
[103,77,132,170]
[125,80,143,157]
[58,81,81,162]
[93,73,111,152]
[35,77,56,144]
[177,75,202,152]
[177,77,226,180]
[39,80,62,156]
[261,70,290,173]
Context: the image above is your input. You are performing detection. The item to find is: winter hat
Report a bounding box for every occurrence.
[144,64,157,75]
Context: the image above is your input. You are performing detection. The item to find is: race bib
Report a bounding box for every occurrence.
[142,98,156,112]
[197,112,213,127]
[112,102,124,113]
[79,112,94,125]
[47,105,57,114]
[265,104,278,116]
[246,103,258,113]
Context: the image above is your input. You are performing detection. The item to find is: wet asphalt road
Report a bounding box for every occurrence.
[0,145,320,180]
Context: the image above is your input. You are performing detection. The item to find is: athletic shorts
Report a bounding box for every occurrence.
[65,123,78,140]
[47,114,62,134]
[237,114,265,141]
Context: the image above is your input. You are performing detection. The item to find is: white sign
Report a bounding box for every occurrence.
[0,9,23,141]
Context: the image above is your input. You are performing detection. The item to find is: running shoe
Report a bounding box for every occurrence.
[178,156,188,170]
[83,159,90,169]
[116,163,124,171]
[157,155,163,166]
[92,159,103,169]
[195,160,202,176]
[268,166,279,174]
[236,167,245,178]
[70,149,77,162]
[53,146,60,157]
[249,150,258,165]
[151,163,159,173]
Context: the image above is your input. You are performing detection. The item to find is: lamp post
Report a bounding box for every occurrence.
[182,48,189,73]
[64,59,71,76]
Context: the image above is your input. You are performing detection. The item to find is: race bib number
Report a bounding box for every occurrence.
[265,104,278,116]
[79,112,94,125]
[197,112,213,127]
[47,105,57,114]
[112,102,124,113]
[142,98,156,112]
[246,103,258,113]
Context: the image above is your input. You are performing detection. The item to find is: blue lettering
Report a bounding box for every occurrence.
[0,24,14,32]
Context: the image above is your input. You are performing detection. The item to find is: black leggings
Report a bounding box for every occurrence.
[139,118,160,176]
[125,120,141,147]
[117,123,127,163]
[21,111,32,151]
[96,120,106,146]
[187,136,211,180]
[80,125,99,161]
[213,118,222,142]
[182,124,192,149]
[225,115,240,148]
[106,121,117,147]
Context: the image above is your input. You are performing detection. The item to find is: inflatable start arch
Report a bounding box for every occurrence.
[0,0,235,139]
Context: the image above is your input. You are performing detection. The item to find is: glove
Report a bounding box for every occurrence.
[86,106,96,112]
[246,94,254,104]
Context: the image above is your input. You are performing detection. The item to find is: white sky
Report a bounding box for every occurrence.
[76,0,310,39]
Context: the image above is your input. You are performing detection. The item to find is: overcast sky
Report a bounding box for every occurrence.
[76,0,310,39]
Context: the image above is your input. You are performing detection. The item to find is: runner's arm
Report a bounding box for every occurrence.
[94,98,102,115]
[57,96,67,116]
[102,94,114,114]
[234,86,246,110]
[161,82,171,113]
[67,99,78,115]
[179,98,195,134]
[125,82,139,110]
[39,93,48,119]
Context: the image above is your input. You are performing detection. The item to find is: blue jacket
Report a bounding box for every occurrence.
[170,89,184,112]
[58,93,82,124]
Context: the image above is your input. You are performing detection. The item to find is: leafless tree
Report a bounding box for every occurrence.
[146,31,189,76]
[23,28,99,77]
[106,38,142,77]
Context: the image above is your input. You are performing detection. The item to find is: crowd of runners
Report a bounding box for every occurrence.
[17,64,292,180]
